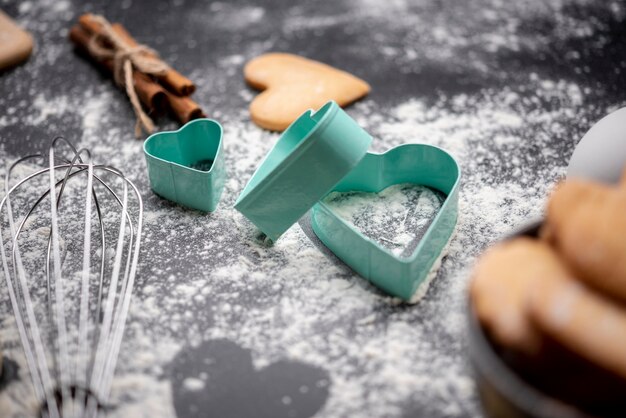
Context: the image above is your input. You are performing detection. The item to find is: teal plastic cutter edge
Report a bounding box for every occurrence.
[144,118,226,212]
[310,144,460,301]
[235,101,373,241]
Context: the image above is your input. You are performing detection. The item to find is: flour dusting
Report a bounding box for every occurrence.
[1,0,625,417]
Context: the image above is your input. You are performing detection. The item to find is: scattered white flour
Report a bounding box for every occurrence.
[182,377,206,392]
[1,0,624,417]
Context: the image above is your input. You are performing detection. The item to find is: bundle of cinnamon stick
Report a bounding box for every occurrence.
[69,14,205,137]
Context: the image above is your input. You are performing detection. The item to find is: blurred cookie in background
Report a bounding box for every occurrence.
[0,10,33,71]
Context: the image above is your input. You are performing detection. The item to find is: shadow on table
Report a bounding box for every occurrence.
[170,339,330,418]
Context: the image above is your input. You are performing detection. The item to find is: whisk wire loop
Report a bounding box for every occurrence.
[0,140,143,418]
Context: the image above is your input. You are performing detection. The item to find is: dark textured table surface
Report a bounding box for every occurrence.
[1,0,625,417]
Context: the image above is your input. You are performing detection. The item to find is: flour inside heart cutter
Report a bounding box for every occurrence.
[311,144,460,301]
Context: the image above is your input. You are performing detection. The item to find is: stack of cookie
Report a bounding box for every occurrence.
[471,170,626,415]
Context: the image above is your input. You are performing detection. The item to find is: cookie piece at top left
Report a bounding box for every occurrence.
[0,10,34,71]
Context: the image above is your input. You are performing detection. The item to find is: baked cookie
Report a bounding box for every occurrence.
[544,179,626,302]
[470,237,570,354]
[529,271,626,381]
[244,53,370,131]
[0,10,33,71]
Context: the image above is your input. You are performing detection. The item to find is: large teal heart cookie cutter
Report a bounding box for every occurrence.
[235,101,372,241]
[236,101,460,300]
[144,118,226,212]
[311,144,460,301]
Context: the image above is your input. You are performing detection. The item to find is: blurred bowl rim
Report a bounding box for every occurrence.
[467,219,591,418]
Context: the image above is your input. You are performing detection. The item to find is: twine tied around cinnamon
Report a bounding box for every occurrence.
[86,15,170,137]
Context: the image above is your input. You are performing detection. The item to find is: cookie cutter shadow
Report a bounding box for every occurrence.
[169,339,331,418]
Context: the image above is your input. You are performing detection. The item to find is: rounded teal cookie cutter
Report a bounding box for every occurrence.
[311,144,460,301]
[235,101,372,241]
[144,118,225,212]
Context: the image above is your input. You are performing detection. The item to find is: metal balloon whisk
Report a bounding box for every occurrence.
[0,139,143,417]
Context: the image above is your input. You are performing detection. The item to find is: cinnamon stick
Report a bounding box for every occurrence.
[111,23,196,96]
[69,25,167,112]
[164,90,206,124]
[135,73,167,112]
[78,14,196,96]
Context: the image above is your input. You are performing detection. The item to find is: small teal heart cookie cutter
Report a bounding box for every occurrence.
[310,144,460,300]
[144,118,226,212]
[235,101,372,241]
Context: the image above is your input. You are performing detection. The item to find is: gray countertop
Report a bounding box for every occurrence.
[1,0,625,417]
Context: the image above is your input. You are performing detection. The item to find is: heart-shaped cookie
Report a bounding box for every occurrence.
[244,53,370,131]
[144,119,226,212]
[170,339,330,418]
[311,144,460,301]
